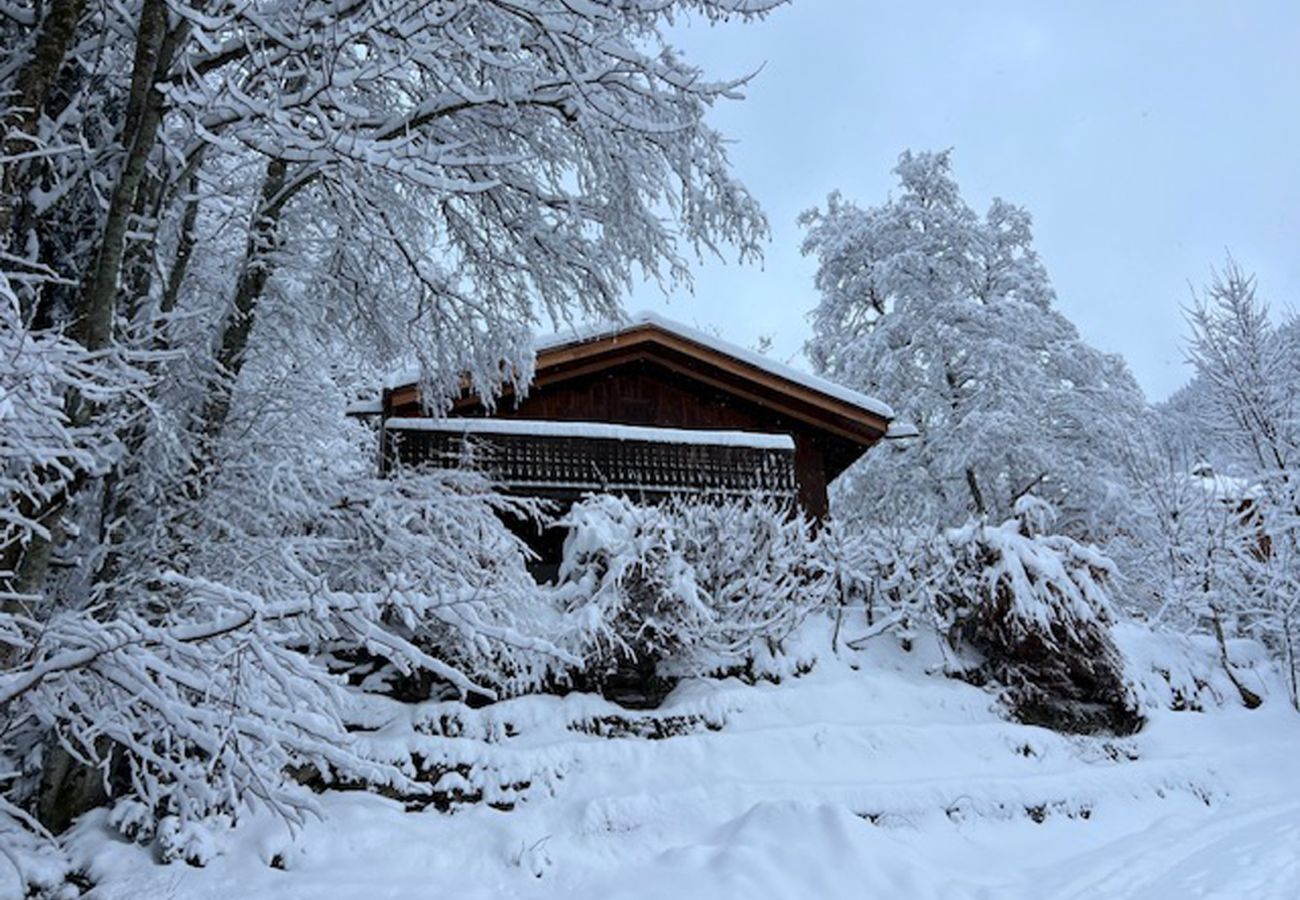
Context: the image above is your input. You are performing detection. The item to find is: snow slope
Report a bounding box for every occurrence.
[61,628,1300,900]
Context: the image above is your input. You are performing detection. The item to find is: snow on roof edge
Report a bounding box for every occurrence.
[384,417,796,451]
[884,421,920,440]
[345,398,384,416]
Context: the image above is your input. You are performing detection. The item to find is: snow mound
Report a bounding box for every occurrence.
[58,626,1300,899]
[1116,622,1275,712]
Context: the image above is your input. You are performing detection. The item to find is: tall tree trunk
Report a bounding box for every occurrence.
[941,362,985,517]
[74,0,186,352]
[92,173,203,589]
[964,467,987,518]
[1284,611,1298,711]
[158,172,202,323]
[120,170,167,324]
[198,156,290,445]
[0,0,88,245]
[19,9,191,600]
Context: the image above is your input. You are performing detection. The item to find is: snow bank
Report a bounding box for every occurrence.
[1116,622,1278,712]
[59,628,1300,899]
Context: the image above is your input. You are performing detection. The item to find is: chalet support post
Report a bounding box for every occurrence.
[793,435,829,521]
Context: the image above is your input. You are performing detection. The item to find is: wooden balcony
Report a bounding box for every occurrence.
[383,418,797,503]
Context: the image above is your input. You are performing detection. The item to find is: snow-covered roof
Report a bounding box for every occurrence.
[384,417,795,451]
[379,311,894,421]
[345,397,384,416]
[532,311,895,420]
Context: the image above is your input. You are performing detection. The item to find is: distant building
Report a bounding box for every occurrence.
[1188,462,1270,559]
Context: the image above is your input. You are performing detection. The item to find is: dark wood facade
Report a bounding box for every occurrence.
[367,315,894,520]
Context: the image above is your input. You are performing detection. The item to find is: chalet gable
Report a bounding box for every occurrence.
[363,313,901,518]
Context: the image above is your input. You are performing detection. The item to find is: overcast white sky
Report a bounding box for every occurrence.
[629,0,1300,402]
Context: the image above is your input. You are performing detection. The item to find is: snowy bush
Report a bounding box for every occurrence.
[0,464,575,872]
[818,521,943,654]
[934,507,1143,734]
[839,500,1142,735]
[554,495,828,700]
[313,471,575,701]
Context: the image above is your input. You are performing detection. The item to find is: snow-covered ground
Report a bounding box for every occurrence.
[62,627,1300,899]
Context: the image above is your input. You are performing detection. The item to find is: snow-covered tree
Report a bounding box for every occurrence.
[1178,262,1298,706]
[4,0,781,588]
[1103,262,1298,709]
[2,0,786,881]
[800,150,1146,537]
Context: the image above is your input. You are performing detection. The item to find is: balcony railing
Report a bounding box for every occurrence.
[384,418,797,501]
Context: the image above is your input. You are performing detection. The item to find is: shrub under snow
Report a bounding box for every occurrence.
[0,467,575,873]
[845,500,1143,735]
[554,495,829,702]
[938,516,1143,734]
[2,464,1154,889]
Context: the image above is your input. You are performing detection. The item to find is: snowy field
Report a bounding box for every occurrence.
[59,628,1300,900]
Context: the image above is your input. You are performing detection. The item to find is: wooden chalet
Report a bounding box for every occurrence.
[353,312,901,529]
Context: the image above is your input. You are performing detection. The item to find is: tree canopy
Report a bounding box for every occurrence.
[801,150,1146,535]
